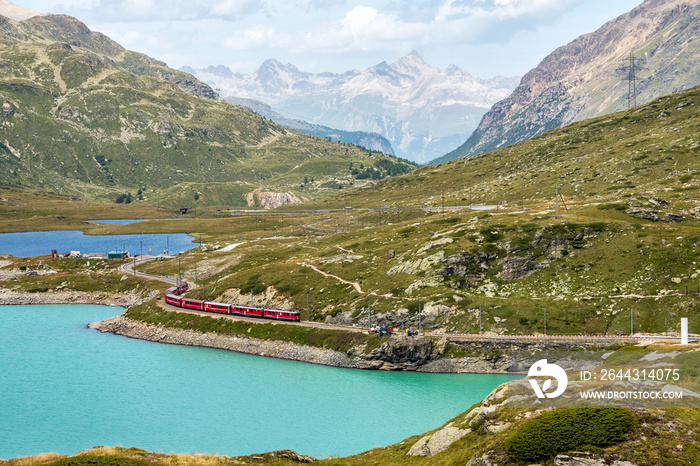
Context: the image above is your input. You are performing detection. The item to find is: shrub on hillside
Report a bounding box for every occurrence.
[504,408,636,462]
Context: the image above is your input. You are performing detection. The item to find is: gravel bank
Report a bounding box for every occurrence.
[87,315,562,374]
[89,314,373,369]
[0,289,148,306]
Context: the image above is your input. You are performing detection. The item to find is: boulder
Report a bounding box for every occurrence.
[389,251,445,275]
[626,208,660,221]
[649,195,669,207]
[406,425,470,457]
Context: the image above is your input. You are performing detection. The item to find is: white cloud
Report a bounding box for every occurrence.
[221,24,282,50]
[221,0,580,53]
[56,0,263,22]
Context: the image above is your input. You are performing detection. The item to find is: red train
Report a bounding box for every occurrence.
[163,284,301,322]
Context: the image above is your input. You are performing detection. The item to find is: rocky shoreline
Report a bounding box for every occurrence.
[0,289,146,307]
[89,314,371,369]
[87,314,608,374]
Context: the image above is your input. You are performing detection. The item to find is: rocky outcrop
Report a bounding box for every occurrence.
[219,286,293,310]
[497,254,549,281]
[626,208,660,221]
[388,251,444,275]
[244,189,304,209]
[356,336,448,371]
[648,195,670,208]
[407,424,470,457]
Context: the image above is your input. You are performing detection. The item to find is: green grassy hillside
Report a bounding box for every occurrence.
[0,14,415,206]
[313,84,699,211]
[125,86,699,336]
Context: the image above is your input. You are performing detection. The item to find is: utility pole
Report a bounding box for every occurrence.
[441,191,445,219]
[250,289,253,306]
[521,178,524,211]
[178,256,181,288]
[631,305,634,335]
[618,52,644,109]
[555,184,561,218]
[368,300,371,329]
[544,305,547,335]
[479,304,482,334]
[418,303,422,332]
[307,291,310,321]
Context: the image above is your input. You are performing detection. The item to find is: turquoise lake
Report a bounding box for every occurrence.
[0,231,195,257]
[0,305,518,459]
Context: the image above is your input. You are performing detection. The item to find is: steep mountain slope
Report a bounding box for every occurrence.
[435,0,700,164]
[226,96,396,155]
[184,52,519,163]
[326,84,700,211]
[0,12,414,205]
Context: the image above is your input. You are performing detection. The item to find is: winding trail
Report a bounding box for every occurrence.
[118,256,187,288]
[302,263,364,294]
[301,262,414,301]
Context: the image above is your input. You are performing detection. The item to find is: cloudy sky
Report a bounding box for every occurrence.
[18,0,643,78]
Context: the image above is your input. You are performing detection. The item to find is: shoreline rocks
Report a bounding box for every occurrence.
[87,315,608,374]
[0,289,145,307]
[89,314,370,369]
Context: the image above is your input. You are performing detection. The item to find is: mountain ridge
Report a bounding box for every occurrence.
[0,12,415,205]
[434,0,700,164]
[225,96,396,155]
[183,52,519,163]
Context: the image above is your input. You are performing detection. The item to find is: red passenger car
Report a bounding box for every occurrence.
[181,298,204,310]
[204,302,231,314]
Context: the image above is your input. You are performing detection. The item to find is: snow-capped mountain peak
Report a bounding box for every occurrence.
[183,52,519,163]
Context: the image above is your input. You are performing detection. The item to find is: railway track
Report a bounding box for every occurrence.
[119,255,696,344]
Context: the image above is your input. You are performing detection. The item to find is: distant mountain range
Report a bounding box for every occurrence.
[226,96,395,156]
[182,52,519,163]
[434,0,700,164]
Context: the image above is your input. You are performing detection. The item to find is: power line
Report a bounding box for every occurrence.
[617,52,645,109]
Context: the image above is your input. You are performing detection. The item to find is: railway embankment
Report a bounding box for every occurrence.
[89,313,620,373]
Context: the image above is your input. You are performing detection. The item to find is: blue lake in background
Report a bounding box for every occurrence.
[0,231,196,257]
[0,305,519,459]
[85,219,151,225]
[85,219,185,225]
